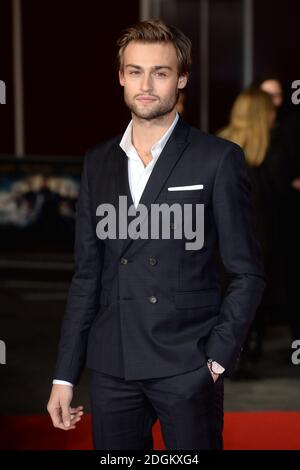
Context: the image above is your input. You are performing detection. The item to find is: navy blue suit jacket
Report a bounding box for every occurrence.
[54,115,266,383]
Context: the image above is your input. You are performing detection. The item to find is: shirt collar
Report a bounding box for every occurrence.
[119,112,179,161]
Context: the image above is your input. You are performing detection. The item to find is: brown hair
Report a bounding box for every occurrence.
[116,19,192,76]
[217,88,276,167]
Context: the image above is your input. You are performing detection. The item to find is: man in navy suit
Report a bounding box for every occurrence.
[47,19,266,450]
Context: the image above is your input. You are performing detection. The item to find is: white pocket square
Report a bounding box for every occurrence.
[167,184,204,191]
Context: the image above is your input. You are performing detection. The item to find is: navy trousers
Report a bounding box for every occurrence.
[89,363,224,450]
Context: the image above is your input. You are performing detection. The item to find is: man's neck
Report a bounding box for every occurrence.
[131,110,177,156]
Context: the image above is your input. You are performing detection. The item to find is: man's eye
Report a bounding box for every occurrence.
[155,72,167,77]
[129,71,140,75]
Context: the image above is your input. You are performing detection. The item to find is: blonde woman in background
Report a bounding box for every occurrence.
[218,88,289,379]
[218,88,276,167]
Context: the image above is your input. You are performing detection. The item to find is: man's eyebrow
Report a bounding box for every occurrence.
[125,65,142,69]
[153,66,172,71]
[125,64,172,71]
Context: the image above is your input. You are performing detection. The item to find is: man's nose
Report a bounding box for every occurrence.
[140,73,153,92]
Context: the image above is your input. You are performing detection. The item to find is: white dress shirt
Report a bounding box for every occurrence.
[53,112,179,387]
[119,112,179,208]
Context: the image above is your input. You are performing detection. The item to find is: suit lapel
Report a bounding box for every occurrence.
[112,143,134,256]
[114,144,134,209]
[114,115,191,257]
[137,116,190,210]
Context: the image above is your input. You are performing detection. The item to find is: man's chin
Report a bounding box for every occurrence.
[132,110,160,121]
[131,107,175,121]
[137,113,159,121]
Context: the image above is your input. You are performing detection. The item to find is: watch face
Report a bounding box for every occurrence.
[211,362,225,374]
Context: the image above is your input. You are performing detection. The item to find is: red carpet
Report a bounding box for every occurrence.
[1,412,300,450]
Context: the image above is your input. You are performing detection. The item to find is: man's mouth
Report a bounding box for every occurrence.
[136,96,157,103]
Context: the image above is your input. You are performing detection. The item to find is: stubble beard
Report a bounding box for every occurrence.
[124,89,180,121]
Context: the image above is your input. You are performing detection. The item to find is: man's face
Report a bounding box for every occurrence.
[119,41,188,120]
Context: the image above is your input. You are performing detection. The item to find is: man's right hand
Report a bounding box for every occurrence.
[47,384,84,431]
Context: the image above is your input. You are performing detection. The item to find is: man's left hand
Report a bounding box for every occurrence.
[207,363,219,382]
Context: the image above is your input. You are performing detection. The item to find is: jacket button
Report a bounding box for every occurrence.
[149,257,157,266]
[120,257,128,265]
[149,296,158,304]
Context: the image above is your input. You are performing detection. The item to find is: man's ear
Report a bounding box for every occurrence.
[178,73,188,90]
[119,70,125,87]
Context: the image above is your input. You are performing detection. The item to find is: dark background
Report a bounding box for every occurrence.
[0,0,299,443]
[1,0,299,156]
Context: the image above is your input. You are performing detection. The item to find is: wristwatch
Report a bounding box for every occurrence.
[207,358,225,375]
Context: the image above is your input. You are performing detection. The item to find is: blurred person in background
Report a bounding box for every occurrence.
[255,75,300,340]
[218,88,289,379]
[259,77,284,109]
[254,75,300,191]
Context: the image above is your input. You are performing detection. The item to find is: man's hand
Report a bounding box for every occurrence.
[47,384,84,431]
[207,364,219,383]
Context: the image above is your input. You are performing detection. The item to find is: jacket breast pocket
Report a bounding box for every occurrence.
[166,188,204,202]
